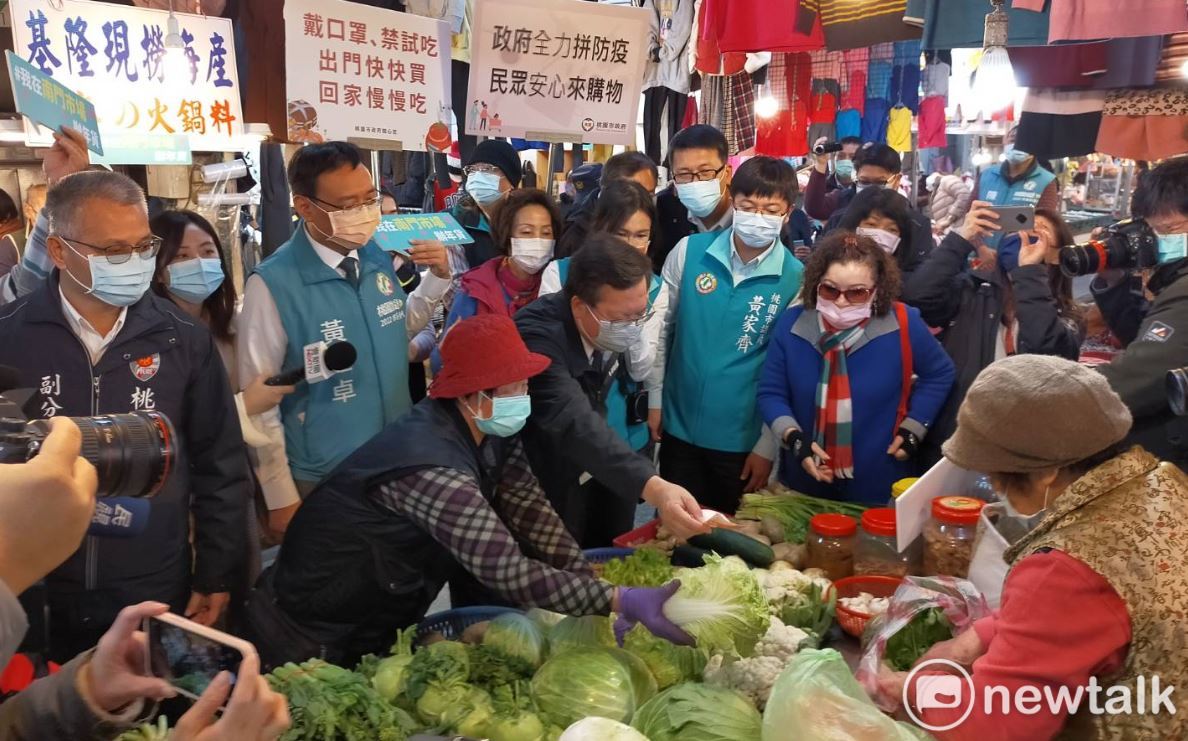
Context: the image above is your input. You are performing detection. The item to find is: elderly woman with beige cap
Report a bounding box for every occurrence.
[880,354,1188,740]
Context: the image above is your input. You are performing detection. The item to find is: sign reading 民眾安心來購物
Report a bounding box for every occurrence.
[9,0,243,162]
[5,50,102,154]
[465,0,650,146]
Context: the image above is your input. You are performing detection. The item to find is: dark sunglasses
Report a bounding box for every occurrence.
[817,282,873,304]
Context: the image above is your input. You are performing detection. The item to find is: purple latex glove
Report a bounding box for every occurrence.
[614,580,695,647]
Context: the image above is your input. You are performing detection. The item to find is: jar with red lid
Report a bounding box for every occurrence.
[923,496,984,578]
[806,513,857,581]
[854,508,919,577]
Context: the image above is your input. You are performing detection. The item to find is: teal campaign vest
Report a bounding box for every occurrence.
[254,225,410,483]
[663,230,803,453]
[978,164,1056,249]
[555,257,662,452]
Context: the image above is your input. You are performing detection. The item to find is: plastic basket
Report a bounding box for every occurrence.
[416,606,523,643]
[828,575,904,639]
[583,547,636,563]
[612,519,660,548]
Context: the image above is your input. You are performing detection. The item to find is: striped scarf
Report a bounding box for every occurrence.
[813,319,866,479]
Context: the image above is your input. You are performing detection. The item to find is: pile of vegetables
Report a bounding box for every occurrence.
[268,658,419,740]
[735,487,868,545]
[601,548,674,587]
[883,607,953,671]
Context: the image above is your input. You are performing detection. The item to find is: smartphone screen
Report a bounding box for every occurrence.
[146,616,245,701]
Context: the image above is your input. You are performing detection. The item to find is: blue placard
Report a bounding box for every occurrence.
[373,212,474,255]
[5,50,102,155]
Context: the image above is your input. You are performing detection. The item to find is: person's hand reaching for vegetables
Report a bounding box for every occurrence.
[913,626,987,669]
[642,477,710,541]
[613,582,694,647]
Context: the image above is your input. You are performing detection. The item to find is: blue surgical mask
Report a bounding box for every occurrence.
[586,304,643,353]
[1003,146,1031,166]
[465,171,505,206]
[470,392,532,437]
[167,257,225,304]
[1000,486,1049,535]
[675,179,723,219]
[834,159,855,182]
[733,210,784,249]
[62,238,154,308]
[1157,233,1188,263]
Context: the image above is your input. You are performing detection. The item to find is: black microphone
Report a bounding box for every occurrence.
[265,340,358,386]
[87,496,150,538]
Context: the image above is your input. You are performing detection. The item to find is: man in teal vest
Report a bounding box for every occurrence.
[976,125,1058,250]
[238,142,452,537]
[653,156,805,514]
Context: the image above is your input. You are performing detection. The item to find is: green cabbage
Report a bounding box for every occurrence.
[483,613,548,669]
[547,615,614,654]
[633,683,762,741]
[404,640,470,701]
[607,647,658,709]
[531,648,637,728]
[526,608,566,632]
[559,717,649,741]
[622,624,708,690]
[662,555,771,656]
[370,626,416,702]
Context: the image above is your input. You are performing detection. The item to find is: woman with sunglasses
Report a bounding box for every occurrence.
[758,232,955,505]
[539,181,669,456]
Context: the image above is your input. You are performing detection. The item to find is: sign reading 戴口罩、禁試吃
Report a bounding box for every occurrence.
[284,0,452,151]
[466,0,649,145]
[9,0,242,162]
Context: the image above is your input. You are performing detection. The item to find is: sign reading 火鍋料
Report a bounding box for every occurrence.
[9,0,243,160]
[465,0,649,145]
[283,0,451,150]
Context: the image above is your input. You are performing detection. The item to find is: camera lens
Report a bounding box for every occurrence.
[73,412,175,498]
[1059,243,1102,276]
[1168,368,1188,417]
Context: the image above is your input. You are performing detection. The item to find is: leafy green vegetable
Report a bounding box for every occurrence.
[531,648,637,728]
[622,624,707,690]
[404,639,470,701]
[884,608,953,671]
[547,615,614,654]
[484,612,548,669]
[468,643,536,689]
[602,549,675,587]
[736,492,867,544]
[780,582,836,644]
[632,683,762,741]
[661,555,771,656]
[417,683,491,728]
[117,716,170,741]
[267,659,419,741]
[607,646,659,709]
[365,626,417,702]
[526,607,566,632]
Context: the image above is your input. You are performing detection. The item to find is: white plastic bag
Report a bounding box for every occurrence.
[968,503,1011,609]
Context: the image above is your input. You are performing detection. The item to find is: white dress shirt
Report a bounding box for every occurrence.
[651,227,779,460]
[237,228,450,509]
[59,289,127,364]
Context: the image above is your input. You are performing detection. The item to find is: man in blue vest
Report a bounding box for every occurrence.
[652,156,805,514]
[654,125,735,274]
[975,125,1058,250]
[238,142,452,537]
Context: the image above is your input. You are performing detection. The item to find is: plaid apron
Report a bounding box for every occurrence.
[813,319,865,479]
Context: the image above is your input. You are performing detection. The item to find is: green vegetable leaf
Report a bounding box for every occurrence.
[661,555,771,656]
[632,682,762,741]
[602,549,675,587]
[884,608,953,672]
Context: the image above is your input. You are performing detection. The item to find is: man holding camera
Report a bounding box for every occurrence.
[1094,157,1188,470]
[0,171,250,660]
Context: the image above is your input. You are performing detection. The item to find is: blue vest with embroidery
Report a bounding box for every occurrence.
[978,164,1056,249]
[663,230,803,452]
[254,226,410,483]
[555,257,661,451]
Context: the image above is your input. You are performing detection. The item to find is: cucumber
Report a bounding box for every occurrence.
[671,544,713,568]
[688,528,775,567]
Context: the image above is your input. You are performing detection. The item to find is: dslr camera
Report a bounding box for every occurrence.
[0,389,175,498]
[1059,219,1158,276]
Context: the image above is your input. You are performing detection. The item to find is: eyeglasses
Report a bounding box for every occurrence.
[464,164,503,178]
[735,205,788,218]
[308,190,383,212]
[671,164,727,185]
[58,235,162,264]
[856,179,890,188]
[614,229,652,248]
[589,303,655,328]
[817,282,873,304]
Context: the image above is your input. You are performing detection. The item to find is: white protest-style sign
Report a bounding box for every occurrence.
[9,0,243,154]
[284,0,451,149]
[466,0,649,145]
[893,457,982,553]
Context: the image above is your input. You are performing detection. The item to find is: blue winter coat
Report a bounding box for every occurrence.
[757,303,955,505]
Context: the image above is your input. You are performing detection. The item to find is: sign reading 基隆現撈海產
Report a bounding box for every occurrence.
[283,0,451,150]
[465,0,649,146]
[9,0,243,161]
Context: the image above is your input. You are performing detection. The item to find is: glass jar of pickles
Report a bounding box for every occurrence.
[806,513,857,581]
[923,496,984,578]
[854,508,918,577]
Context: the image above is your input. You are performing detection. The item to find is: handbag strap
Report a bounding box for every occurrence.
[894,301,913,433]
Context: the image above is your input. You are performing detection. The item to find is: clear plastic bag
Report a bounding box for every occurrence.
[855,576,991,712]
[762,648,930,741]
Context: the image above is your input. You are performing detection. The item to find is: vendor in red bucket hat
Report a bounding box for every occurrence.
[246,315,694,670]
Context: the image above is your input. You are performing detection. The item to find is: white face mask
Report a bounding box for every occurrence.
[510,237,554,274]
[314,201,382,247]
[1000,485,1050,535]
[733,211,784,248]
[857,226,901,255]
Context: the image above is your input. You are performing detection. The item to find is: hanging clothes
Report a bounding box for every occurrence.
[835,108,862,139]
[1024,0,1187,44]
[1016,89,1106,161]
[1097,89,1188,162]
[756,52,812,157]
[797,0,921,50]
[889,40,922,113]
[1008,43,1108,88]
[886,106,913,152]
[862,98,891,144]
[907,0,1050,49]
[726,70,757,154]
[1154,35,1188,85]
[917,95,947,149]
[840,48,869,116]
[702,0,825,53]
[693,0,748,75]
[642,0,696,165]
